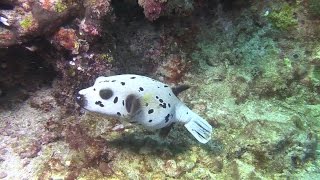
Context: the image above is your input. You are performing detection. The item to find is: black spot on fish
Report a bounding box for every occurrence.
[148,109,154,114]
[130,77,136,79]
[165,114,170,123]
[145,103,149,106]
[139,87,144,91]
[159,99,163,103]
[113,97,118,103]
[117,112,121,116]
[156,96,159,99]
[93,88,96,91]
[99,89,113,100]
[159,103,166,108]
[122,100,125,106]
[121,82,125,85]
[149,120,152,122]
[125,94,141,114]
[164,85,168,87]
[112,80,116,82]
[168,103,171,108]
[169,93,171,96]
[95,101,104,107]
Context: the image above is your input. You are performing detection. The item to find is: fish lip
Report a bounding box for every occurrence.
[75,93,87,107]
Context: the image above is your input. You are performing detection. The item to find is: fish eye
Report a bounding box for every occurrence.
[99,89,113,100]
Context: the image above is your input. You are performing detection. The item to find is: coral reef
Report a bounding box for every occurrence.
[0,0,78,47]
[138,0,166,21]
[0,0,111,47]
[52,28,80,54]
[156,54,191,83]
[0,0,319,179]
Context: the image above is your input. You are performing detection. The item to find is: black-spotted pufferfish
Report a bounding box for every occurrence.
[76,74,213,143]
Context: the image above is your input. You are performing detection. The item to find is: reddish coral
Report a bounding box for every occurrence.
[64,124,115,176]
[140,0,165,21]
[41,0,53,10]
[0,31,14,40]
[79,19,100,36]
[38,120,115,178]
[64,124,113,163]
[0,30,16,46]
[52,28,79,54]
[98,161,114,176]
[84,0,111,19]
[29,96,55,112]
[158,55,191,83]
[18,141,41,159]
[230,76,250,104]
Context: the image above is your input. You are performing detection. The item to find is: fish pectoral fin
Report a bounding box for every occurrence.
[172,85,191,96]
[125,94,141,115]
[159,123,175,138]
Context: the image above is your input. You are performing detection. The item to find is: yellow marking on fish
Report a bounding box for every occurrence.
[141,93,153,104]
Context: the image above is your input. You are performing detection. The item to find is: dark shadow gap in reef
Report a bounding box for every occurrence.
[0,41,57,109]
[0,3,14,10]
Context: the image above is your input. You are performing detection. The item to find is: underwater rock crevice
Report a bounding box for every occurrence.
[0,44,57,109]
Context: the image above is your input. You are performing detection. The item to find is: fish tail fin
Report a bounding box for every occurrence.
[184,115,213,144]
[176,104,213,144]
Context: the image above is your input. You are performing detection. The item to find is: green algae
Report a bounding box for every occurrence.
[283,57,293,69]
[20,15,34,30]
[308,0,320,16]
[267,3,298,30]
[310,46,320,85]
[311,65,320,84]
[185,4,319,177]
[98,53,114,63]
[55,0,68,13]
[191,11,279,77]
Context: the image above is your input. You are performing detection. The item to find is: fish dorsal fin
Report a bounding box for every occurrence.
[125,94,141,115]
[172,85,190,96]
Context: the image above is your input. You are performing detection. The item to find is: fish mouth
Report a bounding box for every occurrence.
[75,93,87,107]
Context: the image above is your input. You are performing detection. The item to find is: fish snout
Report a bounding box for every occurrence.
[75,93,87,107]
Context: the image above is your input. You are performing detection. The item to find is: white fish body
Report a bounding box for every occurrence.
[77,74,213,143]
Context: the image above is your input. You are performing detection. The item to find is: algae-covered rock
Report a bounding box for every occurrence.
[308,0,320,16]
[0,0,111,47]
[267,2,298,30]
[227,119,318,173]
[223,159,264,179]
[0,0,80,47]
